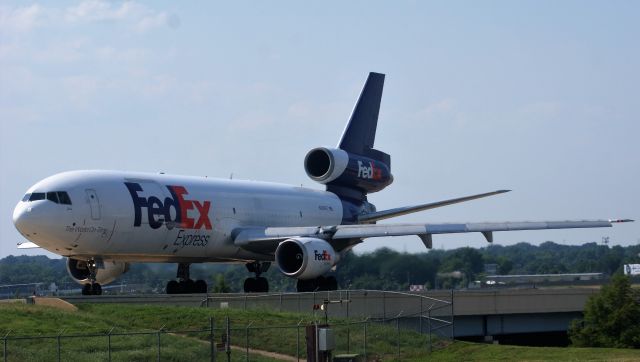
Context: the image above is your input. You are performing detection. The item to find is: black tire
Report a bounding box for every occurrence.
[296,279,316,293]
[195,279,208,293]
[244,278,256,293]
[82,284,91,295]
[166,280,179,294]
[92,283,102,295]
[183,279,196,294]
[256,277,269,293]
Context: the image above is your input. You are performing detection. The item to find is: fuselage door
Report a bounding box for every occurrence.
[85,189,101,220]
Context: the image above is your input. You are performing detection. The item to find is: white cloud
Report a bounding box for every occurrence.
[0,1,174,36]
[64,0,173,32]
[0,4,42,33]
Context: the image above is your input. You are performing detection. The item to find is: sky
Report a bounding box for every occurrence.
[1,1,639,259]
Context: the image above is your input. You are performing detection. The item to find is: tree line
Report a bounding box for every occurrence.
[1,241,639,292]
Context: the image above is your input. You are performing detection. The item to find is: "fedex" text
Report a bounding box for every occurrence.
[125,182,212,230]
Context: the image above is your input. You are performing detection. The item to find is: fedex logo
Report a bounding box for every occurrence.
[314,250,332,261]
[125,182,212,230]
[357,160,383,180]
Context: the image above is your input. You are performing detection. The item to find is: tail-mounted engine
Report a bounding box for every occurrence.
[66,258,129,285]
[304,147,393,195]
[275,237,338,280]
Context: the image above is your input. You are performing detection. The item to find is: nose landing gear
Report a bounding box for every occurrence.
[81,259,102,296]
[243,261,270,293]
[166,263,208,294]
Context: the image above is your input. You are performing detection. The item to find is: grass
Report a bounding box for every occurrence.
[1,302,640,361]
[424,341,640,362]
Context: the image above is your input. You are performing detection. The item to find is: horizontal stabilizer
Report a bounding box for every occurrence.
[357,190,510,223]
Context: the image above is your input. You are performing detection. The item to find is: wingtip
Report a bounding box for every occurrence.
[497,189,511,193]
[609,219,634,223]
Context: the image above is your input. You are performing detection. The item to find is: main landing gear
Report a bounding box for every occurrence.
[166,263,208,294]
[81,259,102,296]
[296,276,338,292]
[244,261,270,293]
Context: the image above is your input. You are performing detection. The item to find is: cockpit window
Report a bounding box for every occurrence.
[29,193,45,201]
[25,191,72,204]
[47,192,59,203]
[57,192,72,205]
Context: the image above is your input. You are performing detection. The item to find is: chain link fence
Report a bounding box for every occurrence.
[2,290,453,361]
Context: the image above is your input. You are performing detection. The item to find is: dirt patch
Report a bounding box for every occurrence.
[32,297,78,312]
[168,332,303,361]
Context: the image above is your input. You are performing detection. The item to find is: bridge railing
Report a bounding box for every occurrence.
[201,289,455,348]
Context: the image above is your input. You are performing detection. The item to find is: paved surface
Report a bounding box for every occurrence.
[59,287,597,317]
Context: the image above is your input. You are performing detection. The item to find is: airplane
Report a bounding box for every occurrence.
[12,72,633,295]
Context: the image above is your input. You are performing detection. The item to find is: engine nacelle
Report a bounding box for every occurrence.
[304,147,393,194]
[66,258,129,285]
[275,238,338,280]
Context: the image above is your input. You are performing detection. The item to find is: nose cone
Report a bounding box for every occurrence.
[13,200,53,239]
[13,201,36,237]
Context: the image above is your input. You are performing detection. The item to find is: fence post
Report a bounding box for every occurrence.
[107,327,114,362]
[451,289,455,341]
[57,334,61,362]
[156,331,161,362]
[225,316,231,362]
[296,319,302,362]
[428,309,432,353]
[245,322,253,362]
[419,296,423,334]
[3,335,7,362]
[396,315,400,359]
[363,320,367,360]
[279,293,283,312]
[3,330,9,362]
[382,291,386,321]
[210,317,215,362]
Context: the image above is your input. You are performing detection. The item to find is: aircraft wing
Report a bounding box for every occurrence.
[234,219,633,253]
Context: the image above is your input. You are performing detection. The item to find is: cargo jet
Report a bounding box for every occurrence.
[12,72,632,295]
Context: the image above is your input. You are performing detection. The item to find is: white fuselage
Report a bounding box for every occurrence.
[13,170,343,263]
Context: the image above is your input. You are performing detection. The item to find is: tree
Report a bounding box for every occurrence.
[569,274,640,348]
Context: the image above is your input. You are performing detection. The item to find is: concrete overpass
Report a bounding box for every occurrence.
[59,287,598,344]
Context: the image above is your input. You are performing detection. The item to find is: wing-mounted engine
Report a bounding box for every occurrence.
[305,147,393,194]
[66,258,129,285]
[275,237,339,280]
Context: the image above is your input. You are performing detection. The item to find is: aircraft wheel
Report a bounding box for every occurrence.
[195,279,208,293]
[183,279,196,293]
[92,283,102,295]
[82,283,92,295]
[166,280,179,294]
[256,277,269,293]
[244,278,256,293]
[296,279,316,293]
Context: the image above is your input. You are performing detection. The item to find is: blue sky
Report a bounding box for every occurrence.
[1,1,638,259]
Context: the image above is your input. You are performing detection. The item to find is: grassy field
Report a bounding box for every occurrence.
[1,302,640,361]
